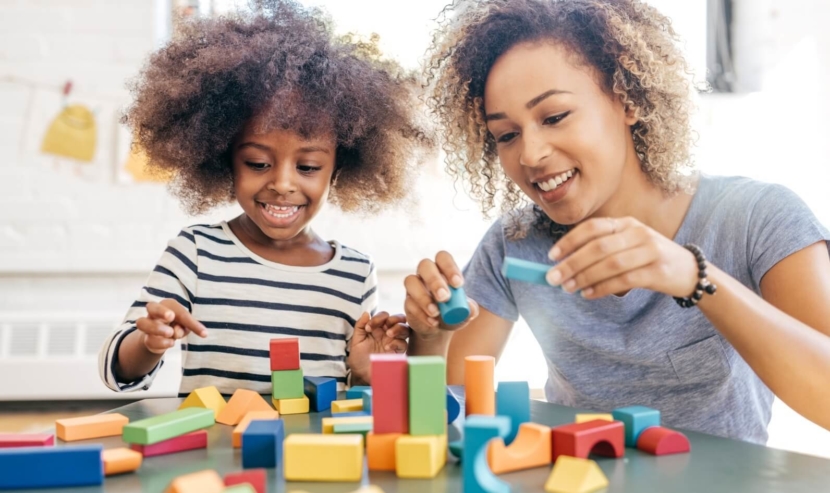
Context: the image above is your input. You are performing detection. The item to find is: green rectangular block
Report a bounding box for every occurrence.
[122,408,214,445]
[408,356,446,436]
[223,485,256,493]
[333,421,373,438]
[272,369,304,399]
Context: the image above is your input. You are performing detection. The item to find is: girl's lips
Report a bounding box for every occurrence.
[258,202,303,228]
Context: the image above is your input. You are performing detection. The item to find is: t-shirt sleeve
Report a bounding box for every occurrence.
[747,183,830,288]
[462,219,520,322]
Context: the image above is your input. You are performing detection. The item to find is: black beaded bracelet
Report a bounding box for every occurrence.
[674,243,717,308]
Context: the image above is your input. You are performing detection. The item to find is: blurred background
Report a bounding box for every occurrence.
[1,0,828,458]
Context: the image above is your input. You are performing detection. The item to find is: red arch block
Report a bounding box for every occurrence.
[551,419,625,461]
[636,426,690,455]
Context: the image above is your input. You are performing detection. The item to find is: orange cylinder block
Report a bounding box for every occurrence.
[465,356,495,416]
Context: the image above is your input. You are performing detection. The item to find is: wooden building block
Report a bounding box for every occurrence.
[224,469,266,493]
[332,399,363,414]
[366,432,401,471]
[438,285,470,325]
[272,395,309,415]
[496,381,530,444]
[270,337,300,371]
[179,386,227,418]
[371,354,408,434]
[465,356,495,416]
[102,447,142,476]
[449,440,463,460]
[0,433,54,448]
[447,390,461,424]
[502,257,550,285]
[122,408,214,445]
[165,469,224,493]
[55,413,129,442]
[284,434,363,482]
[271,369,305,400]
[242,419,284,469]
[322,416,373,434]
[130,430,207,457]
[575,414,614,424]
[346,385,371,399]
[0,444,103,489]
[333,421,373,441]
[361,388,373,414]
[408,356,446,436]
[544,456,608,493]
[464,416,511,493]
[304,376,337,412]
[551,420,624,461]
[395,434,447,479]
[636,426,691,455]
[224,485,257,493]
[233,411,280,448]
[330,411,369,418]
[612,406,660,447]
[216,389,272,425]
[487,422,552,474]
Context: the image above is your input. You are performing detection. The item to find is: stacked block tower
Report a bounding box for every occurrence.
[270,338,309,414]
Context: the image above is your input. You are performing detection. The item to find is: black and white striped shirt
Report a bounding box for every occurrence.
[98,221,377,395]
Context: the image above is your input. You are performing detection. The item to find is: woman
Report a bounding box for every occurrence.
[405,0,830,443]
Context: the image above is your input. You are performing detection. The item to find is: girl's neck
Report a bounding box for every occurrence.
[229,214,335,267]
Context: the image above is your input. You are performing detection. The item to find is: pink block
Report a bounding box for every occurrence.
[224,469,266,493]
[130,430,208,457]
[0,433,54,448]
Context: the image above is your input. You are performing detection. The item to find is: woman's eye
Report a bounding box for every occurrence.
[544,111,570,125]
[497,132,517,144]
[245,162,269,170]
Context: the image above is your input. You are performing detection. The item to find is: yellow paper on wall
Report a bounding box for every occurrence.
[124,145,171,183]
[41,104,96,162]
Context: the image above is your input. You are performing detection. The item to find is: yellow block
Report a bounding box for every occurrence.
[545,456,608,493]
[284,434,363,482]
[233,410,280,448]
[395,434,447,479]
[56,413,129,442]
[290,487,384,493]
[179,386,227,418]
[165,469,225,493]
[322,416,374,434]
[102,447,142,476]
[331,399,363,414]
[574,414,615,424]
[217,389,273,425]
[272,395,309,415]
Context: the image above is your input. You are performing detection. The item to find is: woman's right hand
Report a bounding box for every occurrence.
[404,251,480,339]
[137,299,208,355]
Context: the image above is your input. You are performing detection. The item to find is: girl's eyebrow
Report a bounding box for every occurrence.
[236,142,271,151]
[298,145,331,154]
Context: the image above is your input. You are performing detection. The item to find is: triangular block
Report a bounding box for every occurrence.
[545,456,608,493]
[636,426,690,455]
[216,390,272,426]
[178,387,227,418]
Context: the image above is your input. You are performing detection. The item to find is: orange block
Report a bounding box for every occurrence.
[102,447,143,476]
[216,389,273,426]
[464,356,495,416]
[366,432,401,471]
[165,469,225,493]
[232,410,280,448]
[488,422,552,474]
[56,413,129,442]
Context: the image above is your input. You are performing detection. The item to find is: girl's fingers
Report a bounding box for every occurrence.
[354,312,371,333]
[136,317,174,338]
[143,334,174,354]
[385,323,411,340]
[369,311,390,329]
[159,299,208,338]
[384,339,408,353]
[145,302,175,323]
[385,314,407,327]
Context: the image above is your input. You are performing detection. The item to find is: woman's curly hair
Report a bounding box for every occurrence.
[424,0,697,237]
[123,0,432,216]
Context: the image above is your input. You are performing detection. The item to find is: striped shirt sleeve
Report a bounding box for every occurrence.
[98,229,199,392]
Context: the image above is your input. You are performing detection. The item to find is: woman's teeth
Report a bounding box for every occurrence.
[538,169,575,192]
[263,204,300,218]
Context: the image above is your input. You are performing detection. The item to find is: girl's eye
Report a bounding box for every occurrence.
[245,162,269,171]
[544,111,571,125]
[298,164,321,174]
[497,132,518,144]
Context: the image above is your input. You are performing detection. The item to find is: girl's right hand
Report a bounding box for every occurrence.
[137,299,208,355]
[403,251,480,339]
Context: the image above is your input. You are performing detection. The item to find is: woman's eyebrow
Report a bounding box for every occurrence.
[485,88,573,121]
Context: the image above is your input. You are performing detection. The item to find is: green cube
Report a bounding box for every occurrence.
[122,407,214,445]
[333,421,373,438]
[408,356,446,436]
[272,369,304,399]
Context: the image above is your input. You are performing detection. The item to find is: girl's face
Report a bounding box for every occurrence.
[483,41,639,225]
[232,121,336,243]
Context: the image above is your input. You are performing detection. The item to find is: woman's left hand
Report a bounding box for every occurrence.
[545,216,700,299]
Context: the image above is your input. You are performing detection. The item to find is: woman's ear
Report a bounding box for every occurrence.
[624,103,639,126]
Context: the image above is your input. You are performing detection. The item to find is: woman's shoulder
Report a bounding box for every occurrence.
[696,174,799,208]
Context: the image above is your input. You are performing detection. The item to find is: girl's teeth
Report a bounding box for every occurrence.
[264,204,299,218]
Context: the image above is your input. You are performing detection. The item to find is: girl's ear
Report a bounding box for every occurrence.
[331,167,342,187]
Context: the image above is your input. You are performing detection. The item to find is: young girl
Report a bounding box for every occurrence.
[98,0,428,395]
[406,0,830,444]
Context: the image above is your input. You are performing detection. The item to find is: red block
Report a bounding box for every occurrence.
[130,430,208,457]
[0,433,54,448]
[270,338,300,371]
[636,426,690,455]
[551,419,625,461]
[224,468,266,493]
[371,353,408,434]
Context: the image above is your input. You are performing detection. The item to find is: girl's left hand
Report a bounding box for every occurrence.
[545,216,699,300]
[347,311,410,384]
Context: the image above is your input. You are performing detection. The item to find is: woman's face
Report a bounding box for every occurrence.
[483,41,638,225]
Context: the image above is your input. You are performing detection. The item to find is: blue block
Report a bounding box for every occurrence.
[304,376,337,412]
[361,388,373,414]
[0,444,103,489]
[346,385,371,400]
[612,405,660,447]
[447,390,461,424]
[501,257,551,285]
[496,381,530,445]
[242,419,285,469]
[464,415,511,493]
[438,285,471,325]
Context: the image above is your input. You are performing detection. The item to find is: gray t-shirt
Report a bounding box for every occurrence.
[463,174,830,444]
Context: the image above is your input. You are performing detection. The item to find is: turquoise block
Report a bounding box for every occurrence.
[346,385,371,400]
[361,388,373,414]
[612,405,660,447]
[501,257,551,285]
[496,381,529,445]
[447,390,461,424]
[449,440,463,461]
[438,286,470,325]
[464,415,511,493]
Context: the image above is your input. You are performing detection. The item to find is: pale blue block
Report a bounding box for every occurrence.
[346,385,371,400]
[464,415,511,493]
[330,411,369,418]
[612,405,660,447]
[501,257,551,285]
[438,285,470,325]
[361,388,373,414]
[496,381,530,445]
